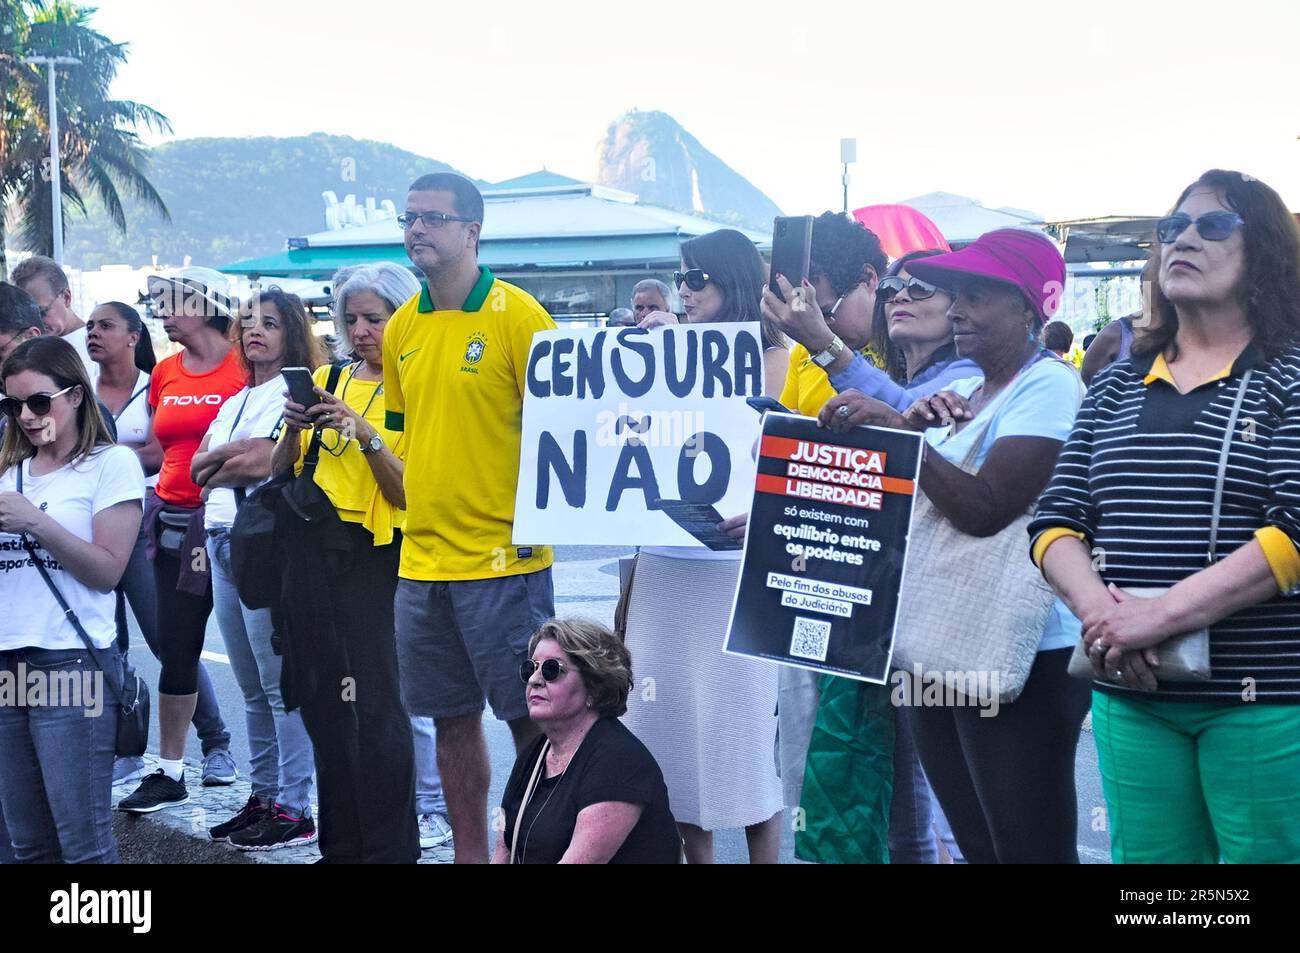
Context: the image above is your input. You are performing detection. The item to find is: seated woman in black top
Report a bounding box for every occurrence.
[494,618,681,864]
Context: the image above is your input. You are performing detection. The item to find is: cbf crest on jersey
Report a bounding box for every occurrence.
[464,331,488,366]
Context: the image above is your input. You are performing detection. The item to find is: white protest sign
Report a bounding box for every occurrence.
[514,322,765,545]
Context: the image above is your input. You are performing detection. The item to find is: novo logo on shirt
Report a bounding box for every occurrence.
[160,394,225,406]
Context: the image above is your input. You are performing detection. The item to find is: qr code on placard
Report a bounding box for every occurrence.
[790,616,831,662]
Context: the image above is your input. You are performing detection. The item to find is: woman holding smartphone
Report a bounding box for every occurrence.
[621,228,786,864]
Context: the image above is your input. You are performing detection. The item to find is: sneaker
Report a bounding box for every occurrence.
[229,805,317,852]
[112,756,147,787]
[417,812,453,849]
[117,770,189,814]
[201,748,238,786]
[210,794,271,842]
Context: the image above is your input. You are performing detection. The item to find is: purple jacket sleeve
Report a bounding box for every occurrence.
[827,353,983,411]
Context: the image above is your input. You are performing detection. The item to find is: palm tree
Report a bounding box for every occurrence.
[1,1,170,279]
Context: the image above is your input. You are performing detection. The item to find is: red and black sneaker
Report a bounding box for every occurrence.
[210,795,271,842]
[229,805,317,852]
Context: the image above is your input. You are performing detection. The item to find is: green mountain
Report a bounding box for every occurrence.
[596,110,782,230]
[61,134,467,269]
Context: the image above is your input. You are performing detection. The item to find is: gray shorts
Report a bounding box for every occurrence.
[394,569,555,722]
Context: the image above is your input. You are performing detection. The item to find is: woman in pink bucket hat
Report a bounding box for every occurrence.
[818,227,1091,863]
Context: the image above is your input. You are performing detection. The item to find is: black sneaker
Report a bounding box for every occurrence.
[210,795,271,842]
[117,770,189,814]
[228,805,317,852]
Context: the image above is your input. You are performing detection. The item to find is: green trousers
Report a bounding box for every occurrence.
[1092,690,1300,864]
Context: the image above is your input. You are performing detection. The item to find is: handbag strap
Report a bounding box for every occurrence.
[234,362,345,508]
[1206,368,1254,566]
[509,740,551,864]
[13,464,127,712]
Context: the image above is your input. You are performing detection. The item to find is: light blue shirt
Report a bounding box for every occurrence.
[828,351,983,411]
[924,357,1085,652]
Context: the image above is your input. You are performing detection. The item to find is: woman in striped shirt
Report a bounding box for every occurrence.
[1031,169,1300,863]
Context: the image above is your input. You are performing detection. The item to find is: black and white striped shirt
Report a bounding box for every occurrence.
[1029,341,1300,704]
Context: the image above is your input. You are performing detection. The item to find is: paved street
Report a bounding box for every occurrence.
[121,545,1110,863]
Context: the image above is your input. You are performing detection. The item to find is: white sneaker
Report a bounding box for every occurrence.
[417,812,453,849]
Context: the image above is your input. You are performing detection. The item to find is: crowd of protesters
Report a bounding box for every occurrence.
[0,165,1297,865]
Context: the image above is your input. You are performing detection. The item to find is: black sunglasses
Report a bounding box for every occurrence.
[0,385,75,419]
[397,210,476,229]
[673,269,710,292]
[877,276,941,302]
[1156,211,1245,244]
[520,658,569,683]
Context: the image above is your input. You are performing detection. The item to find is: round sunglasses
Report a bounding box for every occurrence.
[673,269,711,292]
[0,385,75,419]
[877,276,942,303]
[1156,211,1245,244]
[520,657,570,683]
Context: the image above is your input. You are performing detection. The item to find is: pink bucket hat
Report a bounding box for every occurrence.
[904,228,1065,324]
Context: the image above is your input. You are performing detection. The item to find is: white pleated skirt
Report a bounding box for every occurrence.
[621,553,783,830]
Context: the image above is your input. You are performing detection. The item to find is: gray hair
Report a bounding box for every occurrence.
[330,263,421,360]
[633,278,671,304]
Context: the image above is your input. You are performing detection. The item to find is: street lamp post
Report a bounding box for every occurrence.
[22,55,81,265]
[840,138,857,215]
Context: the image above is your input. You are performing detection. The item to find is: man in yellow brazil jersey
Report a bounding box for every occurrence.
[384,173,556,863]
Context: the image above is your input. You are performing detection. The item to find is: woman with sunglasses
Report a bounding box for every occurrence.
[0,336,145,862]
[494,618,679,864]
[269,263,434,863]
[622,228,786,864]
[1032,170,1300,863]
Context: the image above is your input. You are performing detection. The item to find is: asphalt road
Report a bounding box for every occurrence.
[122,544,1110,864]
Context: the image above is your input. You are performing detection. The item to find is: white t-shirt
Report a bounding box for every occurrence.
[102,369,157,489]
[202,377,285,529]
[0,445,145,650]
[924,356,1085,652]
[63,325,98,385]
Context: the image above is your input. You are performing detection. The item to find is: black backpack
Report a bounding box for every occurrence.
[229,363,346,610]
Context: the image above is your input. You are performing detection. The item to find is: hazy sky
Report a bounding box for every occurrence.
[85,0,1300,222]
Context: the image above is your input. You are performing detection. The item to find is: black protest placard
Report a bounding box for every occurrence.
[724,412,924,682]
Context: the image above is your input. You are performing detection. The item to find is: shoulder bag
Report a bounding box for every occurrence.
[1067,368,1254,685]
[15,464,149,757]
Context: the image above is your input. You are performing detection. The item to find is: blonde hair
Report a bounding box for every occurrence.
[0,336,113,474]
[528,617,633,718]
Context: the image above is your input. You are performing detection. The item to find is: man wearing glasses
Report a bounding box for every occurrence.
[11,256,96,382]
[383,172,557,864]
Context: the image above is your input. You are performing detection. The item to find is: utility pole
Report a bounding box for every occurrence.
[840,138,857,215]
[22,55,81,265]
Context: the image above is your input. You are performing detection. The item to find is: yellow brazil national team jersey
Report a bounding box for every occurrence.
[780,343,887,417]
[383,267,556,581]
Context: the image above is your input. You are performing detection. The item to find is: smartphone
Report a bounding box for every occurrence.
[281,367,318,411]
[768,215,814,301]
[746,395,793,416]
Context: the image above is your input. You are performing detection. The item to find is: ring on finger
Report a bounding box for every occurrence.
[836,405,851,418]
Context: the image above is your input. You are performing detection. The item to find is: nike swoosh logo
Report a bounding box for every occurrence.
[399,348,422,361]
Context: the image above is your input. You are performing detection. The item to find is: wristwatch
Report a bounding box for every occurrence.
[359,433,384,455]
[810,335,846,369]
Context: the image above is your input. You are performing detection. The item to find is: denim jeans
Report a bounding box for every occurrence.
[207,529,315,815]
[116,495,231,755]
[0,647,119,863]
[411,716,447,817]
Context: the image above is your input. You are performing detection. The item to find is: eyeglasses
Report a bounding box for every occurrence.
[877,276,942,303]
[1156,211,1246,244]
[0,385,75,418]
[397,211,476,230]
[673,269,710,292]
[520,658,570,683]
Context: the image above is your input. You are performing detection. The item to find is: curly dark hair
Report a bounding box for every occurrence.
[809,211,888,298]
[869,249,951,382]
[1137,169,1300,360]
[234,286,327,378]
